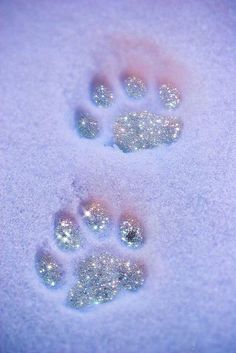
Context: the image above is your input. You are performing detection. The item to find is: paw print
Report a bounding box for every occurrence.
[74,69,183,153]
[69,35,188,153]
[35,199,146,310]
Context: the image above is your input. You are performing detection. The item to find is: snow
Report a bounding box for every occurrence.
[1,0,236,352]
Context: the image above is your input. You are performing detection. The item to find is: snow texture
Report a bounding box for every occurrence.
[1,0,236,352]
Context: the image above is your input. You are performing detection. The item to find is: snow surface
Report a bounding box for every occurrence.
[1,0,236,352]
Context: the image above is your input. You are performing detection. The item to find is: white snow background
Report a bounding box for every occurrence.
[0,1,236,352]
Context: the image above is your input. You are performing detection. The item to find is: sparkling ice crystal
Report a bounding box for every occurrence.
[119,216,144,248]
[81,201,111,233]
[76,111,99,139]
[35,250,64,288]
[91,84,114,108]
[113,111,182,153]
[123,75,147,99]
[118,260,145,291]
[55,216,82,251]
[159,83,181,110]
[67,252,145,309]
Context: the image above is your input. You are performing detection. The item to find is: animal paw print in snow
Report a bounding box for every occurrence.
[75,74,183,153]
[35,200,145,310]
